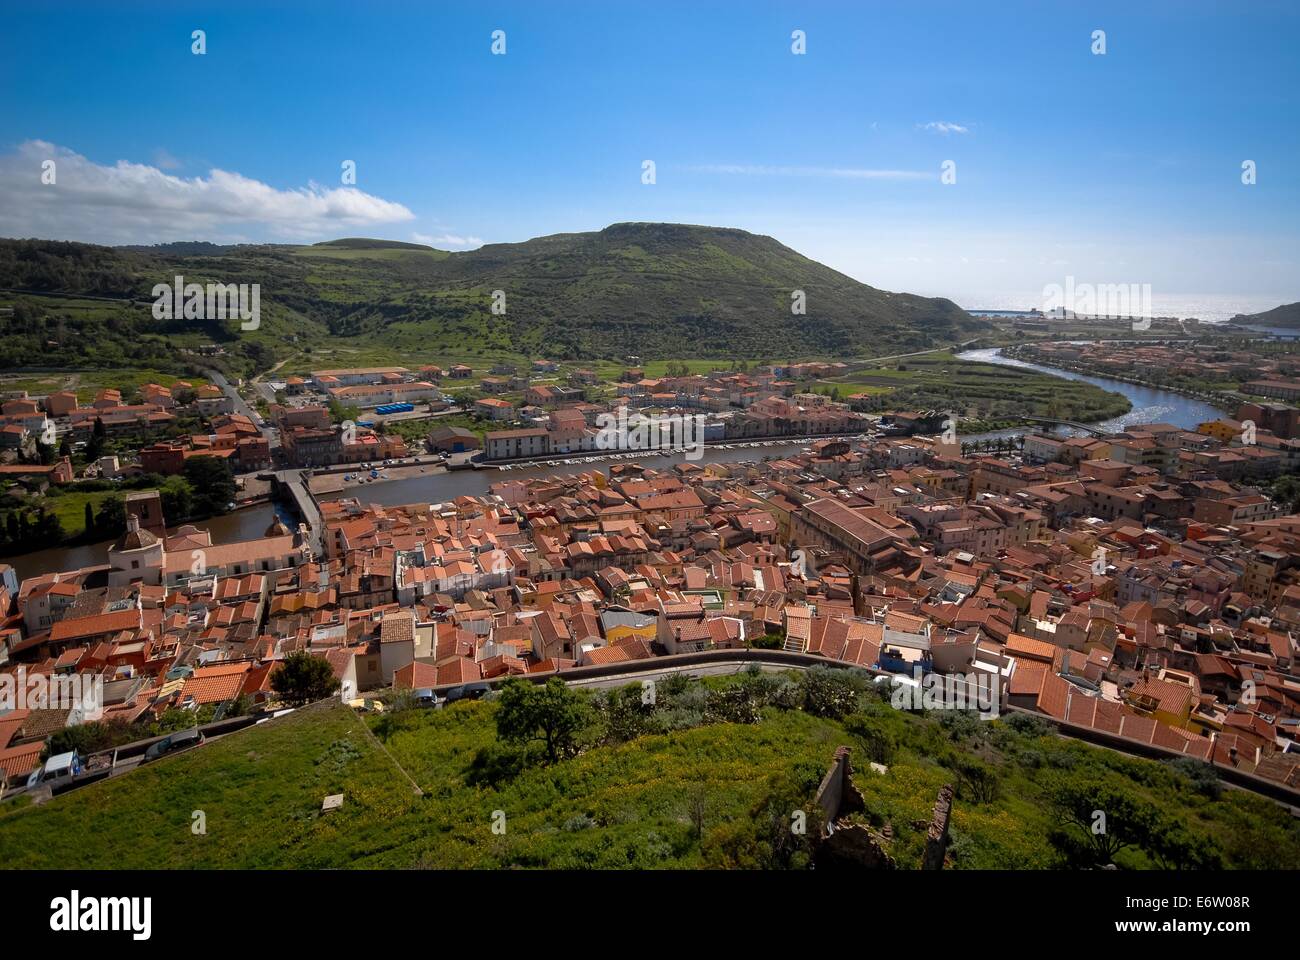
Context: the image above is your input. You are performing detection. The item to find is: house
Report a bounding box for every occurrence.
[485,429,550,461]
[474,397,516,421]
[428,426,481,453]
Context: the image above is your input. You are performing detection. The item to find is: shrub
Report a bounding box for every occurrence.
[800,667,858,720]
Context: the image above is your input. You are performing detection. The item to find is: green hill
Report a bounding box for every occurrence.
[313,237,438,251]
[1235,301,1300,328]
[0,672,1294,870]
[0,223,986,377]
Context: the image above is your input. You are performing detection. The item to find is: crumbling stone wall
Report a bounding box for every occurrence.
[922,784,954,870]
[811,746,957,870]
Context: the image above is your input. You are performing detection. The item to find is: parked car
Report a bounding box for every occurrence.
[141,728,206,764]
[26,751,84,789]
[444,682,491,704]
[412,688,441,708]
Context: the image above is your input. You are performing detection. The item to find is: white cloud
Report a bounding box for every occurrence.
[412,231,483,250]
[919,121,970,135]
[0,140,415,244]
[688,164,931,181]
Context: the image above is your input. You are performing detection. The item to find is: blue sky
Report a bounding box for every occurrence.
[1,0,1297,307]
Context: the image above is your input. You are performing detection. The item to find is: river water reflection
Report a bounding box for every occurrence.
[955,348,1225,436]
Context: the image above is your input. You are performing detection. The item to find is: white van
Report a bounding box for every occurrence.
[25,751,84,789]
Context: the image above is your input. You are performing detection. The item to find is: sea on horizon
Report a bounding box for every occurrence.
[935,292,1289,325]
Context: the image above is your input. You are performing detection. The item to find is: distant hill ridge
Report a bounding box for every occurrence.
[0,222,987,360]
[1235,302,1300,328]
[313,238,436,250]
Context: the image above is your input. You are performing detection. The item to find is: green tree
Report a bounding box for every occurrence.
[1047,776,1161,867]
[36,509,62,543]
[42,720,125,761]
[326,398,360,425]
[495,676,592,765]
[94,495,126,537]
[86,417,107,460]
[183,455,236,516]
[159,475,194,523]
[84,502,95,538]
[270,651,340,706]
[1146,818,1223,870]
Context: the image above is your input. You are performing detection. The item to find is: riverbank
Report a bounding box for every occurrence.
[816,349,1133,431]
[954,348,1226,435]
[481,430,876,469]
[1002,346,1238,416]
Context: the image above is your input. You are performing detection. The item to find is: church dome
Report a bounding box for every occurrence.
[113,516,159,551]
[265,517,292,537]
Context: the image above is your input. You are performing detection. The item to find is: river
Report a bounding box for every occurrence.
[6,441,826,580]
[314,439,833,506]
[955,348,1225,435]
[10,350,1224,581]
[5,504,292,582]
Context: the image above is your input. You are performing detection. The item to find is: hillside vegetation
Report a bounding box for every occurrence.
[1236,301,1300,328]
[0,670,1294,870]
[0,224,986,378]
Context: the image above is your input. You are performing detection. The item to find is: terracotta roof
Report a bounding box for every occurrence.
[0,740,44,780]
[180,661,252,705]
[49,609,142,644]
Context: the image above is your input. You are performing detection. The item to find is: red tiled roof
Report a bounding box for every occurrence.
[181,661,252,705]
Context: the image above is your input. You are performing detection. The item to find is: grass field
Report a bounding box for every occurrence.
[39,489,124,540]
[2,676,1296,870]
[0,701,422,869]
[0,367,208,403]
[812,350,1132,427]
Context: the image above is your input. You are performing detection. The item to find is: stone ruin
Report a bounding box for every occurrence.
[811,745,955,870]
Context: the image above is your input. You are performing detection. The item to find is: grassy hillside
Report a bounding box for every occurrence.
[0,225,986,379]
[1,672,1295,870]
[1236,301,1300,328]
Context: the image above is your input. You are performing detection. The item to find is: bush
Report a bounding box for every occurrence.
[1165,757,1222,800]
[842,714,896,765]
[270,651,341,706]
[562,813,597,832]
[939,710,988,743]
[800,667,858,720]
[594,684,657,744]
[1004,712,1055,739]
[704,685,764,725]
[465,742,529,788]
